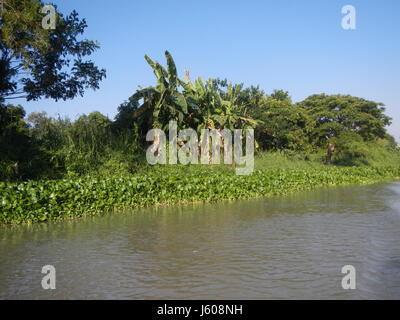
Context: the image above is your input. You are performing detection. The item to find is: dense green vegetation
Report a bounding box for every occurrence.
[1,1,400,225]
[1,51,398,180]
[1,50,400,225]
[2,166,400,225]
[0,0,106,102]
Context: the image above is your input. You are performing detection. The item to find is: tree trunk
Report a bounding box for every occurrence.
[326,143,335,165]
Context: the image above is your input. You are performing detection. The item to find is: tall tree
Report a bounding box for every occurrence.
[298,94,392,145]
[125,51,189,134]
[0,0,106,102]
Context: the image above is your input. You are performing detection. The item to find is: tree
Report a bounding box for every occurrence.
[0,103,52,179]
[270,89,290,101]
[121,51,189,139]
[298,94,392,145]
[244,90,313,152]
[180,76,258,132]
[328,131,369,166]
[0,0,106,102]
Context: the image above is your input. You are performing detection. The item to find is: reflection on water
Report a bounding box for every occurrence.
[1,182,400,299]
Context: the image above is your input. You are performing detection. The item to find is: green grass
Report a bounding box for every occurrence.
[254,146,400,169]
[1,165,400,225]
[254,151,326,170]
[355,141,400,167]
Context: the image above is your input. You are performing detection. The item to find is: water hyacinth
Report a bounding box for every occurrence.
[1,166,400,225]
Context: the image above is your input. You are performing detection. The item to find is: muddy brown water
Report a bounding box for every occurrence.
[1,182,400,299]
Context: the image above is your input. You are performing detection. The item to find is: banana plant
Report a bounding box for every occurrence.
[130,51,259,144]
[130,51,188,131]
[181,76,258,131]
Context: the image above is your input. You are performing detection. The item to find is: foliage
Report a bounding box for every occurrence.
[298,94,392,145]
[0,104,52,180]
[0,108,144,180]
[122,51,189,137]
[116,52,258,140]
[249,92,314,152]
[1,50,399,223]
[0,0,106,102]
[329,131,369,166]
[2,166,400,225]
[113,52,397,164]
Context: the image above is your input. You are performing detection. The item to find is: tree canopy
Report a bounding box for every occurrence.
[298,94,392,145]
[0,0,106,102]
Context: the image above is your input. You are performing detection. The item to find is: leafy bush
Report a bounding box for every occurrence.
[330,131,369,166]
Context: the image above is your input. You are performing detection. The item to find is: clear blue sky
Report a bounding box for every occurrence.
[17,0,400,140]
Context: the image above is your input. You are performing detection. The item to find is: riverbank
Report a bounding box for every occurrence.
[1,165,400,225]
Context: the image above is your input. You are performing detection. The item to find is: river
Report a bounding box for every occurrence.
[1,182,400,299]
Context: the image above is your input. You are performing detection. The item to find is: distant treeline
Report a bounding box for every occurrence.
[0,52,399,181]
